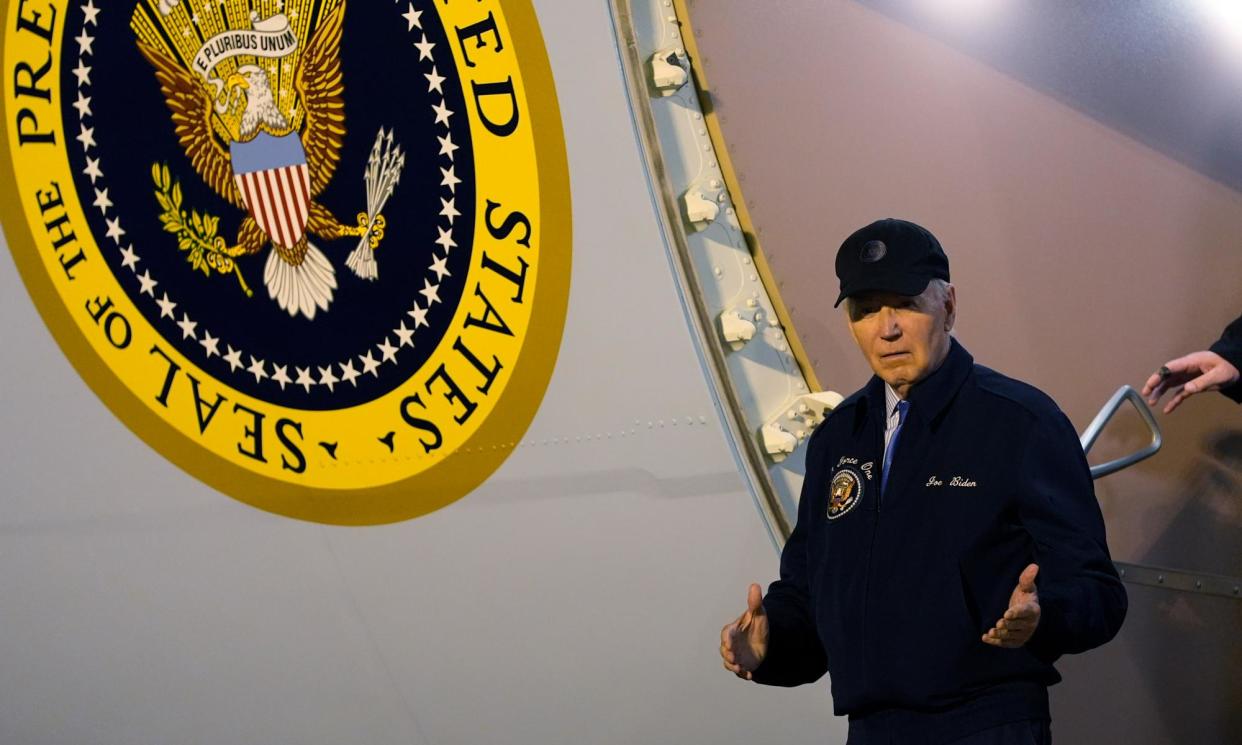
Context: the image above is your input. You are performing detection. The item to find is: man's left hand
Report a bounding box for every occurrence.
[982,563,1040,648]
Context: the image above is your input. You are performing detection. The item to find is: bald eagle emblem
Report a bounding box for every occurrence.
[132,0,403,320]
[828,468,863,520]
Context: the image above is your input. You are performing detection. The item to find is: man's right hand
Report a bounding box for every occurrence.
[720,583,769,680]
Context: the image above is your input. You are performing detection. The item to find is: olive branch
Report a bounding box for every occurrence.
[151,163,252,297]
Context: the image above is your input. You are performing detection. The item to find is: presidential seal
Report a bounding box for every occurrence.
[827,468,863,520]
[1,0,571,524]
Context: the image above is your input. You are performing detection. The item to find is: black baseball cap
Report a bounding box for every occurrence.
[834,218,950,307]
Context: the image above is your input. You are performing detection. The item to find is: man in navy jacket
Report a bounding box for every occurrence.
[720,219,1126,744]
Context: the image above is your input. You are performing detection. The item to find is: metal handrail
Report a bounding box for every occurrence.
[1080,385,1163,480]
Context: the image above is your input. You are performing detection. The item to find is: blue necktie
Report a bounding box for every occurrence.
[881,400,910,498]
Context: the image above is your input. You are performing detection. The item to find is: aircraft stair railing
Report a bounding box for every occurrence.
[1083,386,1240,600]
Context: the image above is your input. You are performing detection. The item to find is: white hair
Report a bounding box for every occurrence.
[925,278,952,306]
[926,278,955,332]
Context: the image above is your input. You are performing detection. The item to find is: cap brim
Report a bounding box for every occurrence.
[833,274,932,307]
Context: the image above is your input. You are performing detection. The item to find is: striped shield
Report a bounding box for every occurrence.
[230,132,311,250]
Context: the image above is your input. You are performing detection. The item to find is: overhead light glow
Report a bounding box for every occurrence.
[1198,0,1242,46]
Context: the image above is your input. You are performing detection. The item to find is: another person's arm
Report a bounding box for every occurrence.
[1142,314,1242,412]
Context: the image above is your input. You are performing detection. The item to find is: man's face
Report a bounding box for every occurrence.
[845,284,956,398]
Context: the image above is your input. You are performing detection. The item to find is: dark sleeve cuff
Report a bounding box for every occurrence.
[1208,337,1242,403]
[749,603,828,687]
[1025,592,1068,664]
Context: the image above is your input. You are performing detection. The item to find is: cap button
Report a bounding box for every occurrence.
[860,240,887,263]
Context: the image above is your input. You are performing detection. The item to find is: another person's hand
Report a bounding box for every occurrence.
[720,583,768,679]
[1142,351,1240,414]
[982,564,1040,649]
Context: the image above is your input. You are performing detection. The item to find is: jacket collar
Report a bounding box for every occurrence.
[864,337,974,426]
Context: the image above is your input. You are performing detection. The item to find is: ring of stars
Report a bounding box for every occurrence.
[73,0,468,396]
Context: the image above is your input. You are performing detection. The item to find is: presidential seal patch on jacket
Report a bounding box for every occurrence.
[1,0,571,524]
[828,467,863,519]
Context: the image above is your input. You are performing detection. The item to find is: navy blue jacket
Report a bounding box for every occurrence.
[1209,313,1242,403]
[752,340,1126,739]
